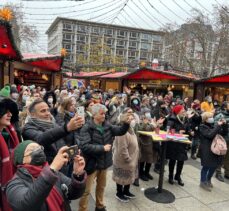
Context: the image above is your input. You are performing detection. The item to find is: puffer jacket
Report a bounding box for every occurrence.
[22,120,68,163]
[6,166,86,211]
[80,120,129,170]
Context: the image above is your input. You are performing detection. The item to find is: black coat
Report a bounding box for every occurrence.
[22,120,68,163]
[80,120,129,170]
[55,112,80,146]
[199,123,228,168]
[166,114,189,161]
[6,166,86,211]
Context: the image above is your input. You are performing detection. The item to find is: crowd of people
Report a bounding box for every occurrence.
[0,83,229,211]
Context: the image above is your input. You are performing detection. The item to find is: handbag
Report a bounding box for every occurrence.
[211,134,227,156]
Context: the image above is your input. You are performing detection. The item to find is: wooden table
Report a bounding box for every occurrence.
[138,130,191,204]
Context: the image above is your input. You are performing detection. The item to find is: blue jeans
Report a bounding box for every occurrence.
[201,166,217,182]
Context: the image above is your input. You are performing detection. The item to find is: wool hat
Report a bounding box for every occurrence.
[172,105,184,115]
[0,85,11,97]
[14,140,35,165]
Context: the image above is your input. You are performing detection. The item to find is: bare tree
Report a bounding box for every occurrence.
[163,5,229,77]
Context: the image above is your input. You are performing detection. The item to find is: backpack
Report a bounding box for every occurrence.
[211,134,227,156]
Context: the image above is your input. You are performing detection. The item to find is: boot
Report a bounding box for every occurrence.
[174,161,184,186]
[168,159,175,185]
[139,162,149,181]
[145,163,153,180]
[216,173,224,182]
[133,178,139,187]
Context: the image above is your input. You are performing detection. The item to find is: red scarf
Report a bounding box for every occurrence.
[18,163,65,211]
[0,124,19,211]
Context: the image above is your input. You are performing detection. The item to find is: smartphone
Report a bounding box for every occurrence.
[76,106,85,118]
[65,145,78,160]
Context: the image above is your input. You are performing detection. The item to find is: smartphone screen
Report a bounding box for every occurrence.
[77,106,85,118]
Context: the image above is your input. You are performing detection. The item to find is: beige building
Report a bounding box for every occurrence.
[46,17,164,67]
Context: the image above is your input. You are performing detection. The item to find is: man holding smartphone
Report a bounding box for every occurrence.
[79,103,132,211]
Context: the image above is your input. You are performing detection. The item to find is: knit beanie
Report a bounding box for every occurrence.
[14,140,35,165]
[172,105,184,115]
[0,85,11,97]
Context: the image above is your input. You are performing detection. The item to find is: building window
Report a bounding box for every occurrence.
[63,34,74,41]
[140,52,147,58]
[76,44,84,52]
[141,43,151,50]
[92,27,99,34]
[130,32,138,38]
[129,41,137,48]
[152,35,161,42]
[78,25,87,32]
[128,51,136,57]
[77,35,86,42]
[105,28,113,35]
[117,30,126,37]
[141,33,151,41]
[63,44,72,51]
[117,50,124,56]
[91,36,99,43]
[63,23,73,31]
[117,40,125,47]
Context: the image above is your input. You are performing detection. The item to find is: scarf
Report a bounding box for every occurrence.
[0,124,19,211]
[18,163,65,211]
[30,116,56,131]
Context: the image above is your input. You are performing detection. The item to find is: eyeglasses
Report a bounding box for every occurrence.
[24,145,44,157]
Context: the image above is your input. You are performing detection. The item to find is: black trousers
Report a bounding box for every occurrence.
[169,159,184,179]
[116,184,130,195]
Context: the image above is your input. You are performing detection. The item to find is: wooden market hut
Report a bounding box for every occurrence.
[0,19,22,87]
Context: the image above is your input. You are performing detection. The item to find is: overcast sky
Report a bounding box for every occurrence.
[0,0,228,53]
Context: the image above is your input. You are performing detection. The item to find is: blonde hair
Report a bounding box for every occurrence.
[201,112,213,122]
[58,97,73,114]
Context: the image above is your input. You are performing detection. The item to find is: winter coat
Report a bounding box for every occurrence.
[199,123,228,168]
[6,166,86,211]
[138,122,157,163]
[22,120,68,163]
[187,110,202,140]
[112,130,139,185]
[55,112,80,146]
[166,114,189,161]
[79,120,129,170]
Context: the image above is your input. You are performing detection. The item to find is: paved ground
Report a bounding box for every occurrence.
[71,156,229,211]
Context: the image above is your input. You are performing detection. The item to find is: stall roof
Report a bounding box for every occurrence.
[124,68,199,81]
[64,71,110,78]
[0,20,22,61]
[100,72,130,79]
[22,53,63,72]
[199,72,229,83]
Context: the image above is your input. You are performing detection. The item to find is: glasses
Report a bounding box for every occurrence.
[24,146,44,157]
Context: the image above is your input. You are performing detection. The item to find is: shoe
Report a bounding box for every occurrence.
[191,154,197,160]
[207,180,213,188]
[200,182,212,192]
[168,178,174,185]
[133,179,139,187]
[145,173,153,180]
[224,175,229,179]
[95,206,107,211]
[140,174,149,181]
[115,193,129,203]
[174,175,184,186]
[124,192,136,199]
[216,174,224,182]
